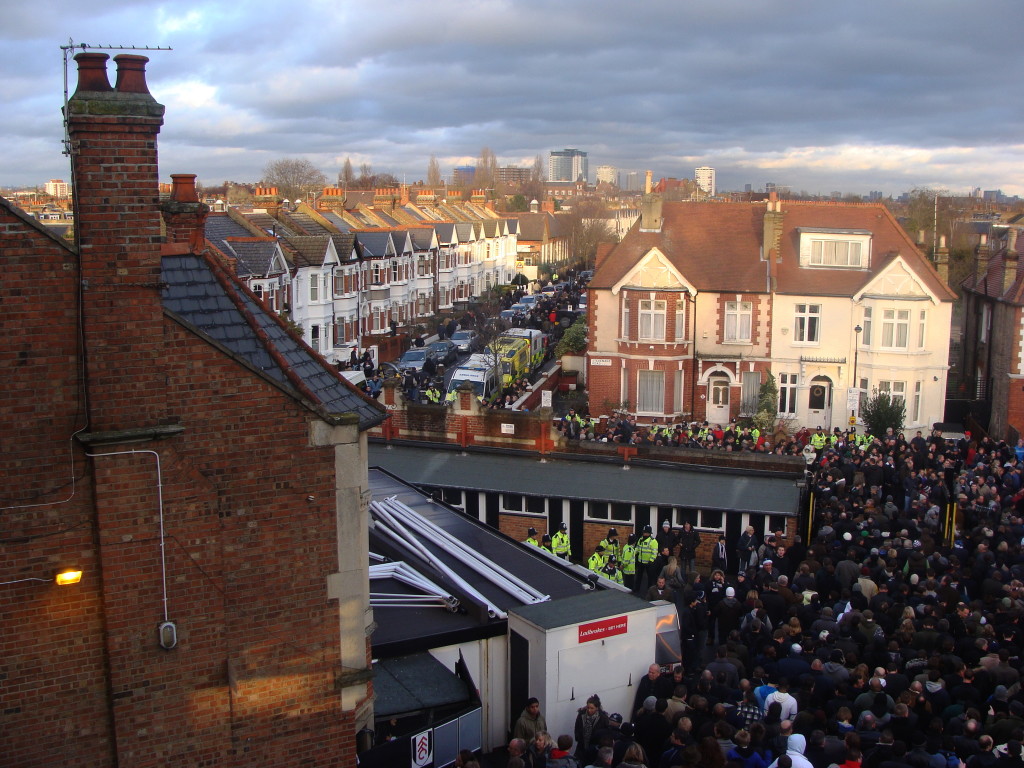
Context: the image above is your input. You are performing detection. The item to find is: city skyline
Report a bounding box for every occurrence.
[2,1,1022,197]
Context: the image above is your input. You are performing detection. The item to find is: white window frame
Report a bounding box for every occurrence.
[810,239,863,267]
[621,301,630,339]
[710,376,730,407]
[793,303,821,344]
[309,273,320,302]
[913,380,923,423]
[778,372,798,415]
[878,380,906,403]
[881,308,910,350]
[637,369,665,414]
[724,301,752,342]
[675,307,686,342]
[638,299,666,341]
[862,307,873,346]
[917,310,927,349]
[310,324,321,353]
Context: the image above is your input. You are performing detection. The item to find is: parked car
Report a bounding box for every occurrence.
[449,329,481,353]
[427,340,458,367]
[578,270,594,283]
[397,348,428,372]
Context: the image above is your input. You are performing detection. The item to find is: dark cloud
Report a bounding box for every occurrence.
[1,0,1021,196]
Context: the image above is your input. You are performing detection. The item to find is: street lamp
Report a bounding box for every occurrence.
[851,324,862,420]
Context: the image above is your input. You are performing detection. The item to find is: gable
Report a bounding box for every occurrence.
[612,247,696,295]
[855,255,939,304]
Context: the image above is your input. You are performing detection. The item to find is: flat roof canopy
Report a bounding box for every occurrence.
[369,443,801,515]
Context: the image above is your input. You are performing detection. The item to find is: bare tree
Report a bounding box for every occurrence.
[262,158,327,201]
[476,147,498,192]
[427,154,442,187]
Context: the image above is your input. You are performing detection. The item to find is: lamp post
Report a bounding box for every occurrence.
[851,324,862,420]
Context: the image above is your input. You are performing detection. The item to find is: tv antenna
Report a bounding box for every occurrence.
[60,38,172,155]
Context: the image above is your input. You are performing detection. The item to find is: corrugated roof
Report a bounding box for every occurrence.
[162,252,386,430]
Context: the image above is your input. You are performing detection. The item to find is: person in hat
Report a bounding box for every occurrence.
[619,533,638,591]
[540,533,554,554]
[657,519,678,555]
[524,527,539,547]
[588,544,607,573]
[601,555,623,585]
[635,525,660,594]
[552,521,571,560]
[599,527,620,562]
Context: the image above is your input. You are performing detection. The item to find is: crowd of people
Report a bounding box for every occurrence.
[500,427,1024,768]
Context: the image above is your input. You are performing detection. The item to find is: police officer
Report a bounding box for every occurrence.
[601,555,624,585]
[619,534,638,590]
[810,426,828,454]
[425,384,441,404]
[635,525,659,594]
[588,544,607,573]
[444,389,457,405]
[524,527,539,547]
[540,534,554,554]
[599,527,620,562]
[552,522,571,560]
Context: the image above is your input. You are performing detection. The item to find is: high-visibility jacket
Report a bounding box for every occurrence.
[619,543,637,575]
[588,551,606,572]
[602,566,624,585]
[552,531,571,558]
[599,537,619,561]
[525,536,539,547]
[636,535,658,565]
[425,387,441,404]
[810,431,827,450]
[444,390,457,404]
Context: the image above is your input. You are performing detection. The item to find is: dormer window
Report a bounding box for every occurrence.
[799,228,871,269]
[811,240,863,267]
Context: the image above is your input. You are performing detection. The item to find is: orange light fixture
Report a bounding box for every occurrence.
[55,569,83,586]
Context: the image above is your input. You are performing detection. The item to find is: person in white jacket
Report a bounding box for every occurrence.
[767,733,814,768]
[763,678,798,722]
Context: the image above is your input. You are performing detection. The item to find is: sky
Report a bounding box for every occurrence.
[2,0,1023,197]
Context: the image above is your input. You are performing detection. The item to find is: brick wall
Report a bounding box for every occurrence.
[0,53,367,768]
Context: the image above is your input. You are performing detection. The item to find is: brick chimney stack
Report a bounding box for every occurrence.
[161,174,209,252]
[934,234,950,284]
[67,53,168,432]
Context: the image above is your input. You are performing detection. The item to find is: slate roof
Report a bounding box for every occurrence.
[515,212,554,242]
[221,238,282,279]
[433,222,456,245]
[286,235,332,268]
[355,230,395,258]
[286,212,333,235]
[406,227,435,251]
[161,251,387,430]
[319,211,352,232]
[205,212,256,245]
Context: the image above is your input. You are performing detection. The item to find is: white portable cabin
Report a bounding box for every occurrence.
[507,591,661,736]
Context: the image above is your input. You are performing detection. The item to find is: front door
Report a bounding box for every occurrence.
[807,376,833,429]
[707,375,731,427]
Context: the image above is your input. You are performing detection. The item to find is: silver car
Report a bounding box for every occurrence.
[449,329,481,353]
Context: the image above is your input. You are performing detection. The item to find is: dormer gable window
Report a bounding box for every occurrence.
[798,228,871,269]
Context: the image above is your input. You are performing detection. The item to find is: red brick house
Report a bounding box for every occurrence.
[587,195,955,431]
[0,53,385,767]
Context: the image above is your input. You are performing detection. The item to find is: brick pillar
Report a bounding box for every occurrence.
[67,53,168,432]
[161,174,209,252]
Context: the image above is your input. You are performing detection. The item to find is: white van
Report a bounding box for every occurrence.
[447,354,500,403]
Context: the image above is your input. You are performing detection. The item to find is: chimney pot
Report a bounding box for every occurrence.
[169,174,200,203]
[73,52,113,94]
[113,54,152,95]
